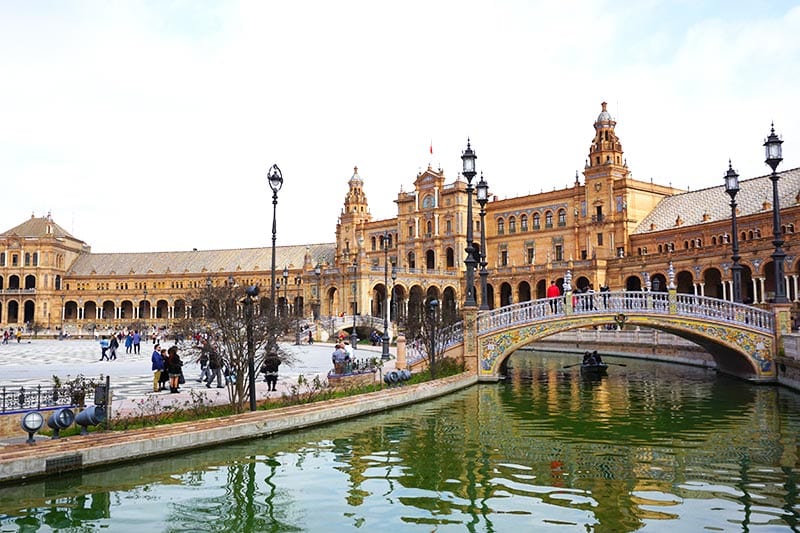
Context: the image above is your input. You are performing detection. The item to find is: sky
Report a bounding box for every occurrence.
[1,1,799,253]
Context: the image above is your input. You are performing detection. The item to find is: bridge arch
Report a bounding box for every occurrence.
[472,292,776,384]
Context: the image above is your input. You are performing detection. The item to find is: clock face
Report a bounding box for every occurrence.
[422,195,434,208]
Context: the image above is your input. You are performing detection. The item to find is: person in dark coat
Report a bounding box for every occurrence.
[261,353,281,392]
[166,345,183,393]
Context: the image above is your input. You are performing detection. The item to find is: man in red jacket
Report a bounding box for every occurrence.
[546,280,561,313]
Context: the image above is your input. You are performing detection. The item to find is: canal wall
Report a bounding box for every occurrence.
[0,372,477,484]
[529,328,717,368]
[777,333,800,390]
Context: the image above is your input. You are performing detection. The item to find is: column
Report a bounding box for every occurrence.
[699,282,705,297]
[722,281,728,301]
[751,278,759,304]
[759,277,767,304]
[792,275,799,302]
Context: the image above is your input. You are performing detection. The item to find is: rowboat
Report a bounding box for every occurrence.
[580,362,608,376]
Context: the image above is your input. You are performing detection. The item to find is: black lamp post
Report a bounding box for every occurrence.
[765,125,787,304]
[476,172,490,311]
[428,299,439,378]
[142,289,148,328]
[461,140,478,307]
[244,285,259,411]
[350,257,358,350]
[391,263,398,324]
[268,164,284,323]
[725,161,743,303]
[282,266,289,317]
[314,263,322,320]
[381,231,391,360]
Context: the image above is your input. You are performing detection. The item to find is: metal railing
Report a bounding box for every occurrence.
[477,291,774,335]
[1,385,76,414]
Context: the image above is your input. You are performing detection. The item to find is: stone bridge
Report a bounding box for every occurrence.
[423,290,788,383]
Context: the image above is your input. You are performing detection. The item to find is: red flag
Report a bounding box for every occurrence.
[429,141,433,155]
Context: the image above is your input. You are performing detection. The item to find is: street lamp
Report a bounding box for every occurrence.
[725,161,743,303]
[244,285,259,411]
[428,299,439,378]
[142,289,148,327]
[476,172,490,310]
[314,263,322,320]
[350,257,358,350]
[282,266,289,317]
[461,139,478,307]
[764,124,787,303]
[381,231,391,360]
[391,262,398,321]
[268,164,284,323]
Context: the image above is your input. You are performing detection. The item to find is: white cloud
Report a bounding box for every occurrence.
[0,1,798,252]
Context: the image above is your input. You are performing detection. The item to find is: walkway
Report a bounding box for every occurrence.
[0,338,393,435]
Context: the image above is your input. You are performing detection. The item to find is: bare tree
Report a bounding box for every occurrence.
[171,282,295,413]
[403,297,459,378]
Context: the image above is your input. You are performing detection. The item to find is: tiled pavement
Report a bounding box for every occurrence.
[0,338,392,418]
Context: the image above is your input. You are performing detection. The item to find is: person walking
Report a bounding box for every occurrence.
[261,352,281,392]
[197,345,211,383]
[206,348,224,388]
[547,280,561,313]
[151,343,164,392]
[125,332,134,354]
[132,330,141,355]
[109,334,119,360]
[166,345,183,393]
[99,336,110,361]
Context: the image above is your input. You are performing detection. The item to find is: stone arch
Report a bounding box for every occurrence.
[575,276,591,291]
[442,286,458,322]
[23,300,35,324]
[477,313,771,382]
[24,274,36,290]
[372,282,388,317]
[703,268,723,298]
[536,279,547,299]
[7,275,20,290]
[517,281,531,302]
[676,270,694,294]
[7,300,19,323]
[500,282,513,306]
[625,275,642,291]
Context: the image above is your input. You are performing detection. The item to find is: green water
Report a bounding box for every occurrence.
[2,351,800,532]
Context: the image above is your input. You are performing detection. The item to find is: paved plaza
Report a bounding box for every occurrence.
[0,338,392,419]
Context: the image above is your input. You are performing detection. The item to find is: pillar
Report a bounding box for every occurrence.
[396,333,406,370]
[462,306,479,374]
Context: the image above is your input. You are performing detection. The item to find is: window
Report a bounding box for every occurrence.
[545,212,553,228]
[554,245,563,261]
[509,216,516,233]
[0,252,4,266]
[446,247,455,268]
[24,253,31,266]
[527,247,535,264]
[12,254,18,267]
[32,252,38,266]
[520,214,528,231]
[597,233,603,246]
[407,251,415,269]
[371,237,377,251]
[445,220,452,234]
[557,209,566,227]
[500,250,508,266]
[408,225,414,238]
[426,221,433,235]
[533,213,540,230]
[497,218,505,235]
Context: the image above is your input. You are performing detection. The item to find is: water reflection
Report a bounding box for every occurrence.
[2,351,800,531]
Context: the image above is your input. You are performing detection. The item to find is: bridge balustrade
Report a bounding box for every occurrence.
[477,291,774,336]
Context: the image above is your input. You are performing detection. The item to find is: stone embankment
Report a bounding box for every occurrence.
[0,372,477,484]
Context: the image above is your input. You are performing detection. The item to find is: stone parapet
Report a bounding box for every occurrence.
[0,372,477,484]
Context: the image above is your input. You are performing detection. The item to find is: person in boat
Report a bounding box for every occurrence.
[592,350,603,364]
[583,351,595,365]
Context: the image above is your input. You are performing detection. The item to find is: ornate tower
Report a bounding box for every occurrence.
[582,102,631,260]
[336,166,372,264]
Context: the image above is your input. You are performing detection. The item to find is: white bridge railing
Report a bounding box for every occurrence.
[477,291,774,336]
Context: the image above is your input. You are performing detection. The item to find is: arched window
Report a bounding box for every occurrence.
[533,213,541,230]
[497,218,505,235]
[508,216,516,233]
[446,247,455,268]
[371,237,377,251]
[545,211,553,228]
[557,209,566,226]
[407,251,416,269]
[520,214,528,231]
[426,220,433,235]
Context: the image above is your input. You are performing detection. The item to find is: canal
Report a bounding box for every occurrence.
[2,350,800,532]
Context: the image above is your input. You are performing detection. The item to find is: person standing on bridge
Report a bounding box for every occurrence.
[547,280,561,313]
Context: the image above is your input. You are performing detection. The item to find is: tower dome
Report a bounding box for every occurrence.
[596,101,614,125]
